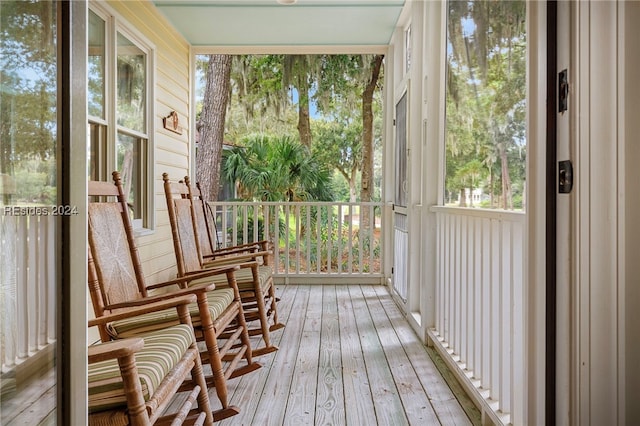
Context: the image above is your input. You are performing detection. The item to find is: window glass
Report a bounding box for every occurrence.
[395,92,408,207]
[117,32,145,133]
[88,122,107,181]
[404,25,411,74]
[445,0,526,209]
[116,132,146,223]
[88,10,105,119]
[87,10,151,230]
[1,1,59,422]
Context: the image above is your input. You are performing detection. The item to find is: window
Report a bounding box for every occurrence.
[444,0,526,210]
[395,92,408,208]
[1,1,70,422]
[88,6,153,229]
[404,25,412,74]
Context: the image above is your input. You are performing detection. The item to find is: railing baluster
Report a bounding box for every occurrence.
[327,205,333,273]
[253,203,258,243]
[336,204,342,274]
[284,204,290,273]
[17,217,28,360]
[358,205,364,273]
[512,221,525,425]
[36,216,46,349]
[435,213,443,334]
[219,205,227,248]
[46,215,56,343]
[501,220,512,413]
[347,204,353,274]
[295,204,300,274]
[305,205,311,274]
[273,205,281,273]
[1,215,18,369]
[460,215,468,367]
[316,205,322,274]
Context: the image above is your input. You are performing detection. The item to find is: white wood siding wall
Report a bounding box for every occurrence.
[107,0,191,283]
[574,1,639,424]
[623,3,640,424]
[576,2,620,424]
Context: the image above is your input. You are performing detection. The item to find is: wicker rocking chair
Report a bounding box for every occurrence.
[163,173,284,358]
[88,172,260,422]
[87,291,212,425]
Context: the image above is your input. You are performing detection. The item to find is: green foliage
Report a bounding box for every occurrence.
[223,134,333,202]
[195,54,383,204]
[445,0,526,210]
[1,1,58,204]
[13,164,56,205]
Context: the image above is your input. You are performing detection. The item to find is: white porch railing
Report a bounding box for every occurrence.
[208,201,385,284]
[428,206,525,426]
[1,213,57,375]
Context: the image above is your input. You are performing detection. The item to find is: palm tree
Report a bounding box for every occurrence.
[223,134,333,202]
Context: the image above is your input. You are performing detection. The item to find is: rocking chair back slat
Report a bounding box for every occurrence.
[163,174,205,274]
[86,171,214,425]
[88,203,143,307]
[190,183,217,256]
[88,172,148,309]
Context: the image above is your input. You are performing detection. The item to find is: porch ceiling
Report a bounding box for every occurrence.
[152,0,405,50]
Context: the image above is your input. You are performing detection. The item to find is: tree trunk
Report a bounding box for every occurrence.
[349,171,357,203]
[488,167,494,208]
[459,188,467,207]
[197,54,232,201]
[360,55,383,229]
[499,144,512,209]
[296,72,312,147]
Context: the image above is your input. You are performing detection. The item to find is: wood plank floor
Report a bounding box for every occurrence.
[1,284,480,425]
[216,284,480,426]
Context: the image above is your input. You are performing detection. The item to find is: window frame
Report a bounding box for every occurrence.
[404,24,412,75]
[88,3,155,232]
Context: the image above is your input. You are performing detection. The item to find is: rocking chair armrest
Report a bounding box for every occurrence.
[213,240,269,253]
[208,245,258,257]
[234,260,260,270]
[148,282,218,299]
[88,338,145,364]
[118,284,218,305]
[205,251,270,266]
[146,264,240,290]
[88,294,196,327]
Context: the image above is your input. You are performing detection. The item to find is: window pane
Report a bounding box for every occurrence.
[117,32,145,133]
[445,0,526,209]
[116,132,146,223]
[395,92,408,207]
[1,0,58,422]
[88,10,105,118]
[88,122,107,181]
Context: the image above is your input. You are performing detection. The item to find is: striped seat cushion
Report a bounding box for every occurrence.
[193,265,272,293]
[107,288,234,338]
[88,324,193,413]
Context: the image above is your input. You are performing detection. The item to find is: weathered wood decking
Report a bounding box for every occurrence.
[216,284,480,426]
[1,284,480,425]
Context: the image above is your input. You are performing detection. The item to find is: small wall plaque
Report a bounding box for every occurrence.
[163,111,183,135]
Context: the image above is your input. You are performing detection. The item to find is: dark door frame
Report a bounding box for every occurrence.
[545,1,558,425]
